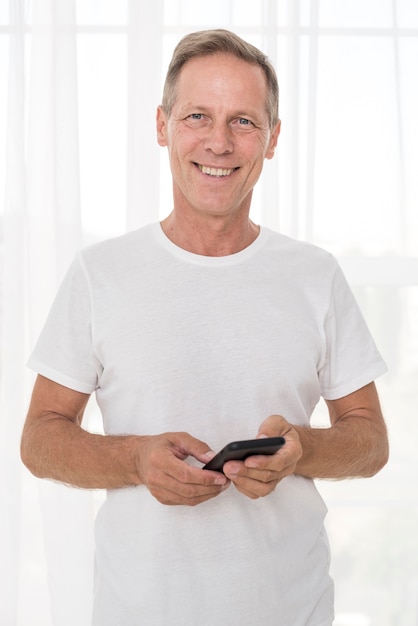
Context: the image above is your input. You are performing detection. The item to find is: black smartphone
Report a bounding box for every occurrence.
[202,436,285,473]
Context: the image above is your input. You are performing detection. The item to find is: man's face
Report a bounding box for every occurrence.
[157,53,281,221]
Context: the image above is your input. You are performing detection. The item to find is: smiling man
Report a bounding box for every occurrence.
[157,51,280,256]
[21,30,388,626]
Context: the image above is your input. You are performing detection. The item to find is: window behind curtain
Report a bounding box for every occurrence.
[1,1,417,624]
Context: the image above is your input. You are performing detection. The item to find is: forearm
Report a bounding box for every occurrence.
[21,412,228,505]
[294,415,389,480]
[21,376,227,504]
[21,416,144,489]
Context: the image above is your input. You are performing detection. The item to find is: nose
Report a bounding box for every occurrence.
[203,122,233,155]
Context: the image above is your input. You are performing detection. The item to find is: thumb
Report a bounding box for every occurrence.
[257,414,289,438]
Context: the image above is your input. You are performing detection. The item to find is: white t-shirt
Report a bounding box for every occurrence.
[28,224,387,626]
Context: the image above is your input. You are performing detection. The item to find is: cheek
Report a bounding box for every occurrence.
[168,133,197,162]
[242,133,271,159]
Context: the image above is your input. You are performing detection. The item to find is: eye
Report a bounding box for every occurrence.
[233,117,256,129]
[184,113,209,126]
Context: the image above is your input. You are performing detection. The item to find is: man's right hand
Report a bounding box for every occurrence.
[134,433,230,506]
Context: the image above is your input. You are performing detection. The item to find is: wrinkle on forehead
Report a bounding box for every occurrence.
[174,53,271,126]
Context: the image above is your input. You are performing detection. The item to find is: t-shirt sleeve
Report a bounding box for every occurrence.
[27,255,102,394]
[318,263,387,400]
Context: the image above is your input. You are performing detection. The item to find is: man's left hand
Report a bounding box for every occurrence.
[223,415,302,499]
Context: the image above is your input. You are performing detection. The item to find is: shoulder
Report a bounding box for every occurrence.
[261,228,339,278]
[82,224,157,262]
[77,223,162,277]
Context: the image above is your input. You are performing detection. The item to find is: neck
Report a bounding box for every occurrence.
[160,211,260,257]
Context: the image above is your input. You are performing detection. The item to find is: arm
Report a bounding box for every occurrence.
[21,375,228,504]
[294,382,389,479]
[223,382,389,498]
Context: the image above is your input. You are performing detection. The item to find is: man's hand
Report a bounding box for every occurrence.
[223,415,302,499]
[134,433,230,506]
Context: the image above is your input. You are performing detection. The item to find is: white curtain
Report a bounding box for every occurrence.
[1,1,417,624]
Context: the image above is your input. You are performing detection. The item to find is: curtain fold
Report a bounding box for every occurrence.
[27,0,82,334]
[127,0,164,230]
[0,1,26,622]
[26,2,93,624]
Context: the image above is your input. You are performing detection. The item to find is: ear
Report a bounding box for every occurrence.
[156,105,168,147]
[265,119,281,160]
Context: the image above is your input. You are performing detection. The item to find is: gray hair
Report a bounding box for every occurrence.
[162,29,279,129]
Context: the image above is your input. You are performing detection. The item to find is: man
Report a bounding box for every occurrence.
[21,30,388,625]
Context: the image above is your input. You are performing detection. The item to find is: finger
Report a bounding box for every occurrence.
[223,460,277,485]
[228,473,279,499]
[223,459,282,499]
[244,450,282,469]
[167,432,217,464]
[150,456,230,503]
[150,482,229,506]
[147,468,229,505]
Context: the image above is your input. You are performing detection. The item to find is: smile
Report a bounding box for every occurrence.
[196,164,238,177]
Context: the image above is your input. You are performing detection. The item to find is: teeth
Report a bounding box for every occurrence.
[198,165,235,177]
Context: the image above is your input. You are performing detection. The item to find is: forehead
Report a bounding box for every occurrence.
[175,53,269,110]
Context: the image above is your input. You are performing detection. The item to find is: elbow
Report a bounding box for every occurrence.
[363,436,389,478]
[20,432,45,479]
[20,438,35,475]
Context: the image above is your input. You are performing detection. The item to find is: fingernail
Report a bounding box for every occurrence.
[224,462,239,478]
[202,450,216,462]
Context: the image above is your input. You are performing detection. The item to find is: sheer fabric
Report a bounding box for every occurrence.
[1,1,417,624]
